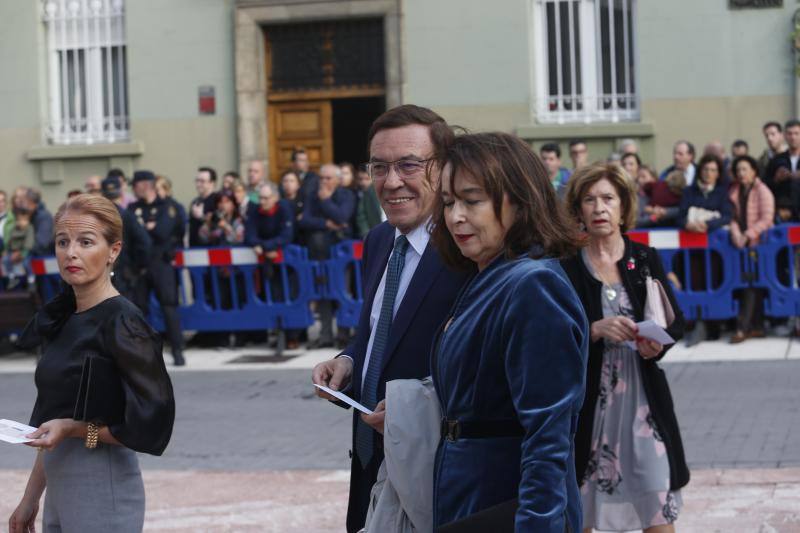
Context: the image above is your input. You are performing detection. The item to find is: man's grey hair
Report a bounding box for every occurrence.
[320,163,342,178]
[259,182,279,197]
[618,138,638,152]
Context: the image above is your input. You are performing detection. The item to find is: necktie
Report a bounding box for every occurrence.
[355,234,410,468]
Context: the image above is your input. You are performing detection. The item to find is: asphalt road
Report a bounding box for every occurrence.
[2,360,799,472]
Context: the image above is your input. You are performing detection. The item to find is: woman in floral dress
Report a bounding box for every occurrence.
[561,163,689,532]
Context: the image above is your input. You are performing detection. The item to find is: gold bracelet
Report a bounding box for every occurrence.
[85,422,100,449]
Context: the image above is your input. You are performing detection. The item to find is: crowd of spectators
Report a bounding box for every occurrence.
[541,120,800,346]
[0,148,383,352]
[8,120,800,351]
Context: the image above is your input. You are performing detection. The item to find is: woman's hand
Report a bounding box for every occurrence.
[591,317,638,343]
[731,232,747,249]
[636,338,663,359]
[360,399,386,435]
[686,221,707,233]
[25,419,83,452]
[8,497,39,533]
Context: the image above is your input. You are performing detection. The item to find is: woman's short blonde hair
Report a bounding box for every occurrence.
[564,162,638,232]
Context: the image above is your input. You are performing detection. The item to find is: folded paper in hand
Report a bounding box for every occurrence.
[314,384,373,415]
[625,320,676,351]
[0,419,37,444]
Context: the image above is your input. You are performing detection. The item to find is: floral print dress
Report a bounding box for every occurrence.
[581,254,682,531]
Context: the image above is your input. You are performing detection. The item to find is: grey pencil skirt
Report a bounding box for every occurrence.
[42,438,145,533]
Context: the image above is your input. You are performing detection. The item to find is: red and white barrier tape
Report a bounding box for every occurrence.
[627,230,708,249]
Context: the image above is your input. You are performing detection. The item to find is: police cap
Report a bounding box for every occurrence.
[101,176,122,199]
[131,170,156,186]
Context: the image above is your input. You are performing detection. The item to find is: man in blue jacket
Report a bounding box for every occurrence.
[311,105,468,533]
[299,164,355,347]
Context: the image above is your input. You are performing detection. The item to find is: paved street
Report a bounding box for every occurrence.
[1,353,799,531]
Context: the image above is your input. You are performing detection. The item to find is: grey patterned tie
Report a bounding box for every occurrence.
[355,235,410,468]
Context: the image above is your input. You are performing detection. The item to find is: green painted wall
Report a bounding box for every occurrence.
[637,1,795,100]
[404,0,530,108]
[126,0,238,204]
[0,0,239,211]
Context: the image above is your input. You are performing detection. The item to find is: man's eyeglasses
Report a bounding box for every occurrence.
[367,158,433,180]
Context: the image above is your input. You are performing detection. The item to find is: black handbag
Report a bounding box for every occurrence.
[73,355,125,425]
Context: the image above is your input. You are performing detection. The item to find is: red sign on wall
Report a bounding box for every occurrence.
[199,86,215,115]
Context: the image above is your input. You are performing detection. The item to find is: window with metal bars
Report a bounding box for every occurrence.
[42,0,129,145]
[267,19,385,93]
[534,0,638,124]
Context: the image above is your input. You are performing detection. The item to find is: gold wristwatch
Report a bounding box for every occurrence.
[85,422,100,449]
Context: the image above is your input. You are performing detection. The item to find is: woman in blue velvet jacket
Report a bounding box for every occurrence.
[429,132,589,532]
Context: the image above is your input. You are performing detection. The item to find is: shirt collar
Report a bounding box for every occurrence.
[394,217,431,256]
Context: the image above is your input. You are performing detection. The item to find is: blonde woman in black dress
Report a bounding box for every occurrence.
[9,194,175,533]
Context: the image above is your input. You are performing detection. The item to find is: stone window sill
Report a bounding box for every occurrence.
[516,122,654,140]
[27,141,144,161]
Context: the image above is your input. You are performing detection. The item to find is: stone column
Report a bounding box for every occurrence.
[234,9,268,178]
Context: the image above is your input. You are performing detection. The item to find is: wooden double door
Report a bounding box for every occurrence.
[268,100,333,181]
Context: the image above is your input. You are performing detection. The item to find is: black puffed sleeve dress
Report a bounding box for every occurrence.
[20,290,175,532]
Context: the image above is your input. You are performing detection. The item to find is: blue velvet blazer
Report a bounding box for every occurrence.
[431,254,589,532]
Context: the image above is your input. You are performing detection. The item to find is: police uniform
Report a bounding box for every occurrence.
[101,176,152,302]
[128,171,186,366]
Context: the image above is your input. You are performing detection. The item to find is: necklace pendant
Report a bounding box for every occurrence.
[605,286,617,301]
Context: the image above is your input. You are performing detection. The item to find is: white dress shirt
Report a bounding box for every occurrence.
[340,222,431,393]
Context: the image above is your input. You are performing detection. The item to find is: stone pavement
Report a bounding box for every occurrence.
[0,467,798,532]
[1,341,799,531]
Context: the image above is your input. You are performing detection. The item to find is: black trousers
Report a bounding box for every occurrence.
[736,287,765,333]
[134,260,183,356]
[346,452,380,533]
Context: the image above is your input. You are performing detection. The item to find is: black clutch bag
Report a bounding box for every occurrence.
[73,355,126,425]
[436,499,518,533]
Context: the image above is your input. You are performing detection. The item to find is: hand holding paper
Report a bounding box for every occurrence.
[313,384,373,415]
[0,419,37,444]
[625,319,675,351]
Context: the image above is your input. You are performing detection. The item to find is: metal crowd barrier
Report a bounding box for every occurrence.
[22,226,800,333]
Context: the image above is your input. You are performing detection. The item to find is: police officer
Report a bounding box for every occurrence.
[128,170,186,366]
[101,176,151,303]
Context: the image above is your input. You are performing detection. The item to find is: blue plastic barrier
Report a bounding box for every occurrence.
[626,229,746,320]
[322,240,364,329]
[754,224,800,317]
[27,226,800,333]
[145,245,317,333]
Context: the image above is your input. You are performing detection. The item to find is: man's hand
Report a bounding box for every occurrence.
[318,183,334,201]
[312,357,353,400]
[779,208,793,222]
[774,166,791,183]
[191,202,205,220]
[264,250,279,260]
[325,219,342,230]
[253,245,264,256]
[361,399,386,435]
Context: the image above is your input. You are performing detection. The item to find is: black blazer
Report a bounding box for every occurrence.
[341,221,468,532]
[560,237,690,491]
[764,150,794,207]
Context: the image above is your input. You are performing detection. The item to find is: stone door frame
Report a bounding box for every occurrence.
[234,0,403,178]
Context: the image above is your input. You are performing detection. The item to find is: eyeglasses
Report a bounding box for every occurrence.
[367,158,432,180]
